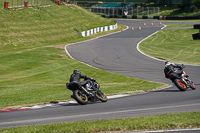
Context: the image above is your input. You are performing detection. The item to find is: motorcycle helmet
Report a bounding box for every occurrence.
[73,69,81,74]
[165,61,175,67]
[165,61,171,66]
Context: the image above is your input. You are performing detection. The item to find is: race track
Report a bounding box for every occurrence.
[0,19,200,129]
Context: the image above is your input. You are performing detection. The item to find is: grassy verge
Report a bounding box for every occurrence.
[1,111,200,132]
[163,24,193,29]
[0,4,165,109]
[158,19,200,29]
[139,24,200,65]
[0,4,115,51]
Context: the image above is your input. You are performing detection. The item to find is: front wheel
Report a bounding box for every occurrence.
[174,79,187,91]
[73,90,88,105]
[96,90,108,102]
[190,83,196,90]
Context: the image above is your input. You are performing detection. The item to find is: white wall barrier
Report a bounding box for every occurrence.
[80,23,118,37]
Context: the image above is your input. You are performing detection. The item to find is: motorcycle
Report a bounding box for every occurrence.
[171,65,196,91]
[66,80,108,105]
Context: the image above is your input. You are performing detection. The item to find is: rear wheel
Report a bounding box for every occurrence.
[96,90,107,102]
[73,90,88,105]
[174,79,187,91]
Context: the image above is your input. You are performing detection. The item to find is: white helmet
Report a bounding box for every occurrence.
[165,61,174,67]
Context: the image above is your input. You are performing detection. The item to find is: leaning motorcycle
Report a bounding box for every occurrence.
[170,65,196,91]
[66,80,107,105]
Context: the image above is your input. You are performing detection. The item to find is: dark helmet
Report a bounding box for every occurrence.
[73,69,81,74]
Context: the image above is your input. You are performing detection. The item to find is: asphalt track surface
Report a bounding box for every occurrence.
[0,20,200,131]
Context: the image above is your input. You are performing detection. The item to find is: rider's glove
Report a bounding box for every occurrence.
[181,64,185,69]
[181,66,185,69]
[91,78,95,81]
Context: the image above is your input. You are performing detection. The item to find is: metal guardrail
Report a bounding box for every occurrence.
[87,7,160,16]
[1,0,54,9]
[76,0,192,4]
[1,0,76,9]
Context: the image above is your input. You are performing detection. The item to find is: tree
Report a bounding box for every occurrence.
[192,0,200,11]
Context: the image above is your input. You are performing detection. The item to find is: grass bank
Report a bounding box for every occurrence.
[0,4,115,51]
[159,9,200,16]
[139,23,200,65]
[1,111,200,132]
[0,4,165,109]
[159,20,200,29]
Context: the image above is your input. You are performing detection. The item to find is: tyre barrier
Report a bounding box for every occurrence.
[80,23,118,37]
[192,24,200,40]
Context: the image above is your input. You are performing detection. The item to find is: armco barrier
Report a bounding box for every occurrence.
[100,15,200,20]
[101,15,161,19]
[80,23,118,37]
[163,16,200,20]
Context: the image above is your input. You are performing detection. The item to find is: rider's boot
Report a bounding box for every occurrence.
[71,95,75,99]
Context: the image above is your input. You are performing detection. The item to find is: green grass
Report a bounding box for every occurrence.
[160,20,200,29]
[0,3,199,133]
[0,4,165,109]
[1,111,200,132]
[0,4,115,50]
[159,20,200,29]
[164,24,193,29]
[139,25,200,65]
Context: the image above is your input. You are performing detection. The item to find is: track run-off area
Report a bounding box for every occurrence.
[0,19,200,130]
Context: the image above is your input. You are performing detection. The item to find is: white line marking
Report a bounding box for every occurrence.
[1,103,200,126]
[136,24,200,67]
[136,25,166,63]
[132,128,200,133]
[19,95,130,109]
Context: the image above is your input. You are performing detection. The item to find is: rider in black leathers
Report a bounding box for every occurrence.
[164,61,184,80]
[70,69,94,87]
